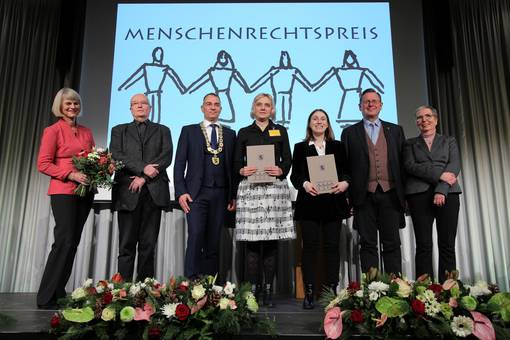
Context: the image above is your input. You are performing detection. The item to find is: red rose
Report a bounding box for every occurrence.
[411,299,425,315]
[87,287,97,295]
[98,156,107,165]
[348,281,361,291]
[50,314,60,328]
[350,309,364,323]
[111,272,123,283]
[428,283,443,296]
[102,291,113,305]
[148,326,162,338]
[178,282,189,292]
[175,303,190,321]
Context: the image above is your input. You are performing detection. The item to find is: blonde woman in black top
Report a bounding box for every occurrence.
[234,93,295,307]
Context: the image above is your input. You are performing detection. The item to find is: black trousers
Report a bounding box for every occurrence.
[354,187,402,274]
[184,187,226,278]
[407,188,460,282]
[37,193,94,306]
[117,187,162,282]
[300,220,341,287]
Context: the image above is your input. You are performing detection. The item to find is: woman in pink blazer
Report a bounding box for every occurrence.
[36,88,95,309]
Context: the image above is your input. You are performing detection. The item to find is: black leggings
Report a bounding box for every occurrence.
[245,240,278,285]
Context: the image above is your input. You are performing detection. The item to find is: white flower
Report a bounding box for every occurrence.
[354,289,364,298]
[161,303,178,319]
[368,281,389,293]
[468,281,491,297]
[87,152,99,160]
[71,287,86,300]
[83,278,93,288]
[451,315,474,337]
[425,300,441,317]
[108,283,114,290]
[218,297,231,310]
[394,278,412,298]
[191,284,206,300]
[95,147,105,153]
[224,282,236,296]
[369,291,379,301]
[129,284,141,296]
[140,283,147,289]
[212,285,223,294]
[96,285,104,294]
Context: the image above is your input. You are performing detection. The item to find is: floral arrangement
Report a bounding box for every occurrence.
[49,273,274,339]
[72,147,123,196]
[322,269,510,339]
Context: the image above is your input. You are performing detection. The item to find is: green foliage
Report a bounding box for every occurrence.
[375,297,410,317]
[487,292,510,321]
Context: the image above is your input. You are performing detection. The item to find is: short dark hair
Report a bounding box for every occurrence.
[202,92,220,103]
[359,88,382,104]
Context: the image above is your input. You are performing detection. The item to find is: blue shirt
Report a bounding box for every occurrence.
[363,118,381,145]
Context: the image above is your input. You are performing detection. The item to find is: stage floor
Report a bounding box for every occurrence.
[0,293,325,339]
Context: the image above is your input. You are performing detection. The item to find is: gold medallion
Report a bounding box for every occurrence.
[212,155,220,165]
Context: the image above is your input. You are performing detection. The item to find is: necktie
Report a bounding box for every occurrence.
[369,123,376,144]
[210,124,218,149]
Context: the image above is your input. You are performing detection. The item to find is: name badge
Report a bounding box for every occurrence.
[269,129,281,137]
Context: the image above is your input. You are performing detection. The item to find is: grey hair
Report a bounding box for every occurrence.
[415,105,438,117]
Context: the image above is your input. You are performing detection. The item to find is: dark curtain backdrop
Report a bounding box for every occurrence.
[0,0,86,291]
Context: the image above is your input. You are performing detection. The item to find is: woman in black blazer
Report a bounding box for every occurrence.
[403,105,462,283]
[290,109,350,309]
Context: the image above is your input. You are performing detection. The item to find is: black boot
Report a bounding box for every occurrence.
[263,283,274,307]
[329,283,338,295]
[303,284,314,309]
[251,283,262,303]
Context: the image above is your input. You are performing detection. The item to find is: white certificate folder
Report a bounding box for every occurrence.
[306,154,338,194]
[247,144,276,183]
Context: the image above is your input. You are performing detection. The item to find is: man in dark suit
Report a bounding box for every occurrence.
[341,88,406,275]
[110,93,172,281]
[174,93,236,279]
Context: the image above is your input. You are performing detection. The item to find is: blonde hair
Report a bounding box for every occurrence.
[250,93,276,119]
[51,88,81,117]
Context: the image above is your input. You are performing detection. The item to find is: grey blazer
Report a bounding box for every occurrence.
[403,134,462,196]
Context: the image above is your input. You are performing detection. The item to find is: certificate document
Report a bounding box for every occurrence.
[247,144,276,183]
[306,154,338,194]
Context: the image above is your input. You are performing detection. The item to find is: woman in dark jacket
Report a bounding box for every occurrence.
[290,109,350,309]
[403,105,461,283]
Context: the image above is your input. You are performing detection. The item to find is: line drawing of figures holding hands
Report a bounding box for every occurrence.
[187,50,250,123]
[250,51,313,126]
[313,50,385,123]
[118,47,186,123]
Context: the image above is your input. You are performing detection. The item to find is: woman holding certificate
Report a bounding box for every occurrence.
[290,109,350,309]
[234,93,295,307]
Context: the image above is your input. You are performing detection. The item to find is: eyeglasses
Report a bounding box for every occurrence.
[361,99,381,105]
[131,101,149,107]
[416,113,435,122]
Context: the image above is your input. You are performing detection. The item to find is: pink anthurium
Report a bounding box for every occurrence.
[470,311,495,340]
[324,307,343,339]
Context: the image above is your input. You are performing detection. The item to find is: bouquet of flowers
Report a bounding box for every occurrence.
[72,147,123,196]
[49,273,274,340]
[322,268,510,339]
